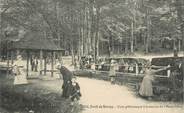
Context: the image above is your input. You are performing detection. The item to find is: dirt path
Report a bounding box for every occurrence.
[77,77,184,113]
[0,73,183,113]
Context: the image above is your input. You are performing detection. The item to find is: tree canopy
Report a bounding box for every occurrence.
[0,0,184,58]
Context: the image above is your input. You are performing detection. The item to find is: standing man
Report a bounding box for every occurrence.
[173,47,178,57]
[34,57,38,72]
[30,56,34,71]
[74,58,78,70]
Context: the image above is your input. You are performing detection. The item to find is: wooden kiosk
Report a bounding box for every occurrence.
[8,31,64,77]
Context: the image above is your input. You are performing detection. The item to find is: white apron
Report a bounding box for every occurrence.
[13,60,28,85]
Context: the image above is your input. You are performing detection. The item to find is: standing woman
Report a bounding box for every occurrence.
[109,60,117,84]
[13,55,28,85]
[59,66,73,98]
[139,66,154,99]
[139,64,169,100]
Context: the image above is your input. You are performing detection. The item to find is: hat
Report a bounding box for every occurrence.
[17,55,22,60]
[56,63,61,69]
[111,60,116,63]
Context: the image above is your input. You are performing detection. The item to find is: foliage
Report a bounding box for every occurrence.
[0,0,184,56]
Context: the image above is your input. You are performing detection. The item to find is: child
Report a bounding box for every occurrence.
[70,78,82,101]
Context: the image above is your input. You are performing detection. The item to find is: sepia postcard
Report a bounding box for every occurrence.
[0,0,184,113]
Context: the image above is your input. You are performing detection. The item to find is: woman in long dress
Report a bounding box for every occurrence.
[139,68,154,97]
[13,55,28,85]
[109,60,118,84]
[139,65,169,99]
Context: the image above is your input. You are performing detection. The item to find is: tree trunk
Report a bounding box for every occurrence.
[131,21,134,53]
[79,11,84,57]
[89,0,95,54]
[44,54,47,76]
[108,32,112,57]
[6,43,9,76]
[94,7,100,63]
[26,51,29,78]
[145,8,150,54]
[78,27,81,60]
[125,37,128,54]
[82,2,86,55]
[178,40,181,51]
[86,4,90,55]
[51,51,54,77]
[40,50,43,74]
[71,40,74,65]
[0,11,2,59]
[175,0,184,102]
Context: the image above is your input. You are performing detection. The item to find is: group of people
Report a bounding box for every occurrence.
[12,55,82,102]
[120,62,144,74]
[94,58,147,75]
[108,58,183,100]
[79,56,94,69]
[11,54,183,102]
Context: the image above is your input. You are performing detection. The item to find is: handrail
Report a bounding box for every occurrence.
[90,63,172,68]
[78,69,170,78]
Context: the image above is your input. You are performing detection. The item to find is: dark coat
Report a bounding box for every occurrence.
[60,66,73,84]
[62,80,73,98]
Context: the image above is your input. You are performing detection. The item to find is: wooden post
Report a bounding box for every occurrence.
[11,50,14,65]
[40,50,43,74]
[145,8,150,54]
[16,50,20,57]
[182,57,184,103]
[53,51,56,64]
[51,51,54,77]
[173,39,176,50]
[59,52,63,65]
[131,21,134,53]
[178,40,181,51]
[26,51,29,77]
[44,52,47,76]
[7,50,9,76]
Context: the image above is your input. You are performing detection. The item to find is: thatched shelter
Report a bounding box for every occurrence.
[8,31,64,77]
[13,32,63,51]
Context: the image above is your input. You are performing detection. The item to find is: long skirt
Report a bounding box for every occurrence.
[14,69,28,85]
[139,76,153,97]
[62,82,73,98]
[14,75,28,85]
